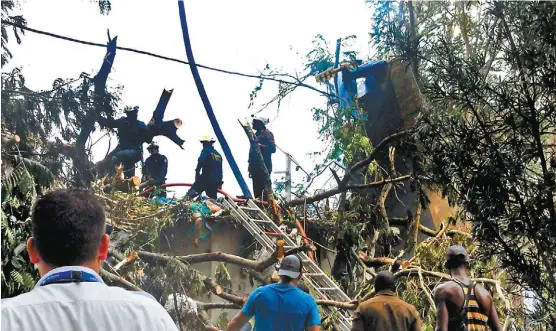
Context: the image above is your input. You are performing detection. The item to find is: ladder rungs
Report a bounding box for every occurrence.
[252,219,272,223]
[240,207,260,211]
[315,287,338,292]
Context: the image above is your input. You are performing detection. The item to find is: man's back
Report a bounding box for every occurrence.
[2,268,177,331]
[351,290,421,331]
[199,146,223,179]
[434,279,495,331]
[242,283,320,331]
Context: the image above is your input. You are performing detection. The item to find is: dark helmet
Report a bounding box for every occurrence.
[147,142,159,151]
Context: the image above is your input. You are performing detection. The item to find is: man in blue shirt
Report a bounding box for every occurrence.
[143,142,168,197]
[224,255,321,331]
[187,135,223,200]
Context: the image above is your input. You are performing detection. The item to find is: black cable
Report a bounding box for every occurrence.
[2,21,333,98]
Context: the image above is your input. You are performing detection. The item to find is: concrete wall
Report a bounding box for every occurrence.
[161,220,259,324]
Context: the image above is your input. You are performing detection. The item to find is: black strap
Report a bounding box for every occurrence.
[464,281,473,310]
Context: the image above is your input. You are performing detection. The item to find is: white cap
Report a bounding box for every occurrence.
[251,115,269,125]
[199,135,216,143]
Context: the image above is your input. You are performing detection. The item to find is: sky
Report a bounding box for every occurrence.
[6,0,373,197]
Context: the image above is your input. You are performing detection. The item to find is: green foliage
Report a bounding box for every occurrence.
[215,311,229,330]
[369,0,556,327]
[0,152,52,297]
[215,263,233,289]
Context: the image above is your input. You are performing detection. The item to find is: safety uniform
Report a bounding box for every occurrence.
[143,153,168,197]
[99,116,149,178]
[248,128,276,199]
[188,146,223,199]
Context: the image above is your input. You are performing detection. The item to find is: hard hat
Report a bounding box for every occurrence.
[147,142,159,150]
[251,115,269,125]
[199,135,216,143]
[125,105,139,112]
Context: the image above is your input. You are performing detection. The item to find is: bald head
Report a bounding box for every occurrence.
[374,271,396,292]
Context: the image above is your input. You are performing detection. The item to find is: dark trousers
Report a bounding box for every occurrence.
[109,148,142,178]
[187,177,220,199]
[251,171,272,201]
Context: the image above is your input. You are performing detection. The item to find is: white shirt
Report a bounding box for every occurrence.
[1,266,179,331]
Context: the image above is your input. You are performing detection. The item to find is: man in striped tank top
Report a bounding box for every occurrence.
[433,245,502,331]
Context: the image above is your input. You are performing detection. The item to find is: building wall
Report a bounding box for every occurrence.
[162,220,259,324]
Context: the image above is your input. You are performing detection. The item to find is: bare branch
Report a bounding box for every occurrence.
[99,268,143,292]
[285,131,411,207]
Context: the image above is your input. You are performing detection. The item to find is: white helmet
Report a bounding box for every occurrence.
[251,115,269,125]
[200,135,216,143]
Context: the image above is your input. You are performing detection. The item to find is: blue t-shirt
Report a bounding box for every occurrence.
[242,283,320,331]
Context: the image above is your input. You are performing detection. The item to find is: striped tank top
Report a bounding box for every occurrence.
[448,279,489,331]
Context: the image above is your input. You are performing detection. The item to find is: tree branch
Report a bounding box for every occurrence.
[137,245,313,273]
[99,268,143,292]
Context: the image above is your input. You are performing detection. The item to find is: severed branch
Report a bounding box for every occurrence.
[100,268,143,292]
[137,244,313,273]
[316,299,358,310]
[196,302,241,310]
[285,131,410,207]
[203,277,245,306]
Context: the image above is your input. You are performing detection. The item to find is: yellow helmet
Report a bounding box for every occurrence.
[200,135,216,143]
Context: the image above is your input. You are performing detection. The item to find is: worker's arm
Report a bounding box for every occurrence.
[350,307,365,331]
[306,299,321,331]
[195,150,208,178]
[142,158,152,181]
[434,286,449,331]
[411,308,423,331]
[97,116,119,129]
[477,286,502,331]
[487,300,502,331]
[226,291,257,331]
[154,156,168,185]
[258,131,276,154]
[226,312,250,331]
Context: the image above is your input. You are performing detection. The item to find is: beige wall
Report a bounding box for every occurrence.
[163,220,259,324]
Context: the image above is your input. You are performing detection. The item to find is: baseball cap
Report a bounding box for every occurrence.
[446,245,469,262]
[277,255,302,278]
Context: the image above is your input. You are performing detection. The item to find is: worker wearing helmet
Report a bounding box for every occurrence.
[97,105,150,178]
[248,116,276,200]
[186,135,223,199]
[143,142,168,197]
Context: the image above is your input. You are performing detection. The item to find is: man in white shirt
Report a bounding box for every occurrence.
[1,189,179,331]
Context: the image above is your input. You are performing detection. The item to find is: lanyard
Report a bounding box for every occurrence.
[40,270,99,286]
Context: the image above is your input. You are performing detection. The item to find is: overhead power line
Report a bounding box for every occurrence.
[2,21,333,98]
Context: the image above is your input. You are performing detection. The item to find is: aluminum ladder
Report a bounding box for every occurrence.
[222,197,352,331]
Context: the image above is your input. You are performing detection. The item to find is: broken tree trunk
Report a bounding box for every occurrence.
[75,35,118,186]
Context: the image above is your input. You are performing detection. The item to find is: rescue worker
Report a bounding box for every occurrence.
[186,136,223,200]
[143,142,168,198]
[351,271,421,331]
[433,245,502,331]
[98,106,149,178]
[248,116,276,200]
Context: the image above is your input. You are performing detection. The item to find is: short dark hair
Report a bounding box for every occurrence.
[445,258,469,270]
[279,275,295,283]
[31,189,106,267]
[374,271,396,292]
